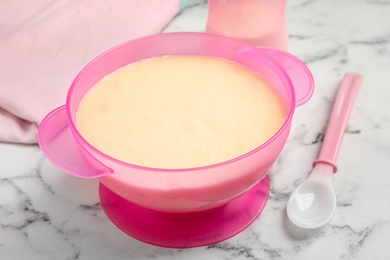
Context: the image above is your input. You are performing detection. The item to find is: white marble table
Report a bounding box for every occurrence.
[1,0,390,259]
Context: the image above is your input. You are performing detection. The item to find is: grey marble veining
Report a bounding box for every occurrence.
[1,0,390,259]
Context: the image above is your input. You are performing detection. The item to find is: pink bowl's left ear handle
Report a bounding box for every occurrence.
[38,105,113,178]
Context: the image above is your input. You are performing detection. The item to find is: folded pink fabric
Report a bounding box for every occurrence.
[0,0,179,143]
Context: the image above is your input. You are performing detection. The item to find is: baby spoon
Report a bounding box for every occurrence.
[286,72,362,229]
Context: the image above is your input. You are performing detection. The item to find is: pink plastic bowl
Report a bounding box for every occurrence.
[38,32,314,214]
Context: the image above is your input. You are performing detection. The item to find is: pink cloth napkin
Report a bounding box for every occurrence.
[0,0,179,144]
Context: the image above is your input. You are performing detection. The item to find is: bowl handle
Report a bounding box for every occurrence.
[38,105,113,178]
[237,47,314,107]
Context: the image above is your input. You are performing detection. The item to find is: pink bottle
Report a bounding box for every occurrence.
[206,0,288,50]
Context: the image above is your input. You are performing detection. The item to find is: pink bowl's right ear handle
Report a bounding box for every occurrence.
[237,47,315,107]
[38,105,113,178]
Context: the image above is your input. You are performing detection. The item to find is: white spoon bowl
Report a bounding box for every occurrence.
[287,164,336,229]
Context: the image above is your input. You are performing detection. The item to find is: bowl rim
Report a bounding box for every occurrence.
[65,32,297,173]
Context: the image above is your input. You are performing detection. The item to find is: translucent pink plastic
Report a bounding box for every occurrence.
[38,32,314,214]
[38,33,314,247]
[313,72,363,173]
[206,0,288,50]
[100,176,270,248]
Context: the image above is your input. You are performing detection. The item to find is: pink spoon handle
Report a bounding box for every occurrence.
[313,72,363,173]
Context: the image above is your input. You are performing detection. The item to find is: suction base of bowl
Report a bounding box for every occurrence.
[99,175,270,248]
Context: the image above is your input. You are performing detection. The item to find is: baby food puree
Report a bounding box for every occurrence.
[76,55,286,169]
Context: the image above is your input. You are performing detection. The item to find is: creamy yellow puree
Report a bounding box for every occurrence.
[76,55,286,168]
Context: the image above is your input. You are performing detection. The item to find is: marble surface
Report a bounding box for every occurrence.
[1,0,390,259]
